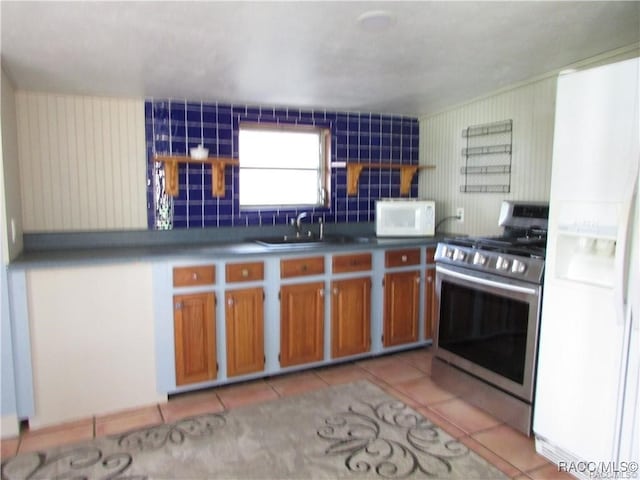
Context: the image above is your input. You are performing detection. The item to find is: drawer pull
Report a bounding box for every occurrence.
[302,265,308,272]
[241,268,249,278]
[192,272,199,280]
[401,255,407,262]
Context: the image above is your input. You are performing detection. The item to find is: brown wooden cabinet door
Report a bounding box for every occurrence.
[225,287,265,377]
[280,282,324,367]
[425,268,437,339]
[383,271,420,346]
[331,277,371,358]
[173,292,217,386]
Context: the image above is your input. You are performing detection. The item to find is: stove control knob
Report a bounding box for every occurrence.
[496,256,510,271]
[442,246,453,259]
[511,259,527,274]
[453,249,466,262]
[473,252,487,266]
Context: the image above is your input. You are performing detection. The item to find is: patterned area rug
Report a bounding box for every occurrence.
[1,380,508,479]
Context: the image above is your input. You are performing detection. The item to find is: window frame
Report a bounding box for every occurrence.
[238,122,332,210]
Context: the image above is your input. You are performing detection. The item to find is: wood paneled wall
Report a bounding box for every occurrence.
[15,93,147,232]
[418,77,557,236]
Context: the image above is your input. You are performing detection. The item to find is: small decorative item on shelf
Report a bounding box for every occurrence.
[190,144,209,160]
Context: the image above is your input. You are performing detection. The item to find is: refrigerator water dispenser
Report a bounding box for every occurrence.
[555,232,617,287]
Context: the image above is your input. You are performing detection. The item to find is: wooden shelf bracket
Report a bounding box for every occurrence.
[346,163,435,196]
[155,155,240,197]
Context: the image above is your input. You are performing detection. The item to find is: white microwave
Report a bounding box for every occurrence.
[375,199,436,237]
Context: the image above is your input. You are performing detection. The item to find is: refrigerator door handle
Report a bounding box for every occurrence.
[614,156,639,325]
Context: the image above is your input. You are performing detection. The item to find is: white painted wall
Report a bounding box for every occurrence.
[26,263,165,428]
[15,92,147,232]
[418,45,640,237]
[1,68,22,437]
[2,69,24,260]
[418,77,556,236]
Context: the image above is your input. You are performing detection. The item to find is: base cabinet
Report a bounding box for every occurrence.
[225,287,265,377]
[425,247,437,339]
[425,268,436,339]
[173,292,217,386]
[280,282,325,367]
[331,277,371,358]
[383,271,420,347]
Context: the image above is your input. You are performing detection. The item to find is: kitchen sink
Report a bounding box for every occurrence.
[253,234,356,248]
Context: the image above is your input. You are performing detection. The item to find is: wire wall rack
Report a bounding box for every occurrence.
[460,119,512,193]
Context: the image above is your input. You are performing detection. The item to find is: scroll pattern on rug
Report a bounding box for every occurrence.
[0,413,225,480]
[318,400,470,478]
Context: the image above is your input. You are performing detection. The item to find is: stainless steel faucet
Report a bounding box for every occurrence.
[294,212,309,237]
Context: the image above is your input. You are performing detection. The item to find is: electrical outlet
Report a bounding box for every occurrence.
[456,207,464,223]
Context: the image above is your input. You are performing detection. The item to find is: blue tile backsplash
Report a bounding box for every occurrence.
[145,100,419,229]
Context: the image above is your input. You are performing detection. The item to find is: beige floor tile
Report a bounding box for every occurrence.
[95,405,163,437]
[527,462,575,479]
[415,406,468,440]
[4,349,548,480]
[1,437,20,460]
[18,418,94,454]
[362,360,427,385]
[216,380,279,409]
[315,363,374,385]
[393,375,457,405]
[472,424,548,473]
[430,397,503,434]
[458,435,523,478]
[160,390,225,423]
[267,371,328,396]
[355,354,403,370]
[378,384,423,408]
[393,347,434,374]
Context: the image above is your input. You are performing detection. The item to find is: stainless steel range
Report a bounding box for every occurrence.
[432,201,549,435]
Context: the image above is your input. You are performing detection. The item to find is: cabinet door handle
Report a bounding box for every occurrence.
[415,277,420,284]
[227,298,234,306]
[174,302,183,310]
[401,255,407,262]
[319,289,324,297]
[333,287,339,295]
[427,276,433,283]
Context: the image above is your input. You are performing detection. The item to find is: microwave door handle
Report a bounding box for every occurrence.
[436,266,538,296]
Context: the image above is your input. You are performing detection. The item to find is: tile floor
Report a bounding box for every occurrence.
[0,347,573,479]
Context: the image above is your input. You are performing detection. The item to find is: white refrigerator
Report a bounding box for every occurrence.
[534,57,639,479]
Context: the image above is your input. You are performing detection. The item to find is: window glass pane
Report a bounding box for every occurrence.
[240,169,320,206]
[239,129,320,169]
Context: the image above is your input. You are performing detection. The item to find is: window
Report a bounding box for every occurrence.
[238,124,330,208]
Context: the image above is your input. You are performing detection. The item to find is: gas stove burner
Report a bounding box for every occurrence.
[437,200,549,285]
[443,235,547,259]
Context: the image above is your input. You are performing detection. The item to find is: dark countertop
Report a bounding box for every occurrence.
[10,230,447,270]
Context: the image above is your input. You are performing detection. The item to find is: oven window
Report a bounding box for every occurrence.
[438,280,529,384]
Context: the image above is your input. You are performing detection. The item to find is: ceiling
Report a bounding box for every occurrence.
[1,1,639,116]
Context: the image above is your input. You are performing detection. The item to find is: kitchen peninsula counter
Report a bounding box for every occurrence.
[7,226,447,430]
[11,230,445,268]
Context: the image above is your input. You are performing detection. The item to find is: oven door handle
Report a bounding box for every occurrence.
[436,265,539,295]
